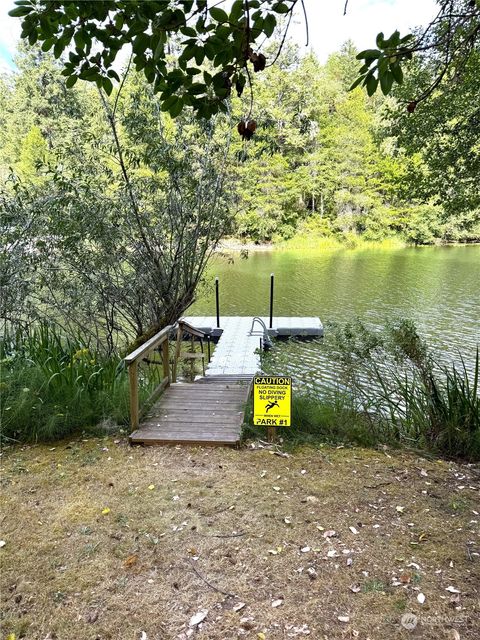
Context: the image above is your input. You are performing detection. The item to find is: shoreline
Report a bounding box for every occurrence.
[217,239,275,252]
[217,236,480,253]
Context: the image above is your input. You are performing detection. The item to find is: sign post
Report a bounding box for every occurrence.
[253,376,292,442]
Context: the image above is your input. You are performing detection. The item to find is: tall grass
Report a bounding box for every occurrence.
[0,323,132,442]
[278,232,405,253]
[259,319,480,460]
[337,319,480,459]
[371,348,480,459]
[243,388,387,449]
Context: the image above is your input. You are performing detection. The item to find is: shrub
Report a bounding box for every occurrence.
[243,388,384,449]
[327,319,480,460]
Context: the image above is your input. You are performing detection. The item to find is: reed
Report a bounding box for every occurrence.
[0,323,132,441]
[258,319,480,460]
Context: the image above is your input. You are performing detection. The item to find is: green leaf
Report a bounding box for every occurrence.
[378,56,389,74]
[189,83,206,95]
[65,75,78,88]
[366,74,379,97]
[204,41,215,60]
[349,75,366,91]
[169,97,184,118]
[357,49,381,61]
[161,94,178,111]
[252,15,264,35]
[379,70,394,95]
[41,38,55,52]
[8,5,33,17]
[230,0,244,21]
[216,25,230,40]
[273,2,289,14]
[194,47,205,65]
[103,77,113,95]
[74,31,85,49]
[144,64,155,84]
[390,63,403,84]
[209,7,229,22]
[153,38,164,60]
[264,13,277,38]
[132,33,150,54]
[376,32,385,48]
[135,56,146,72]
[390,30,401,47]
[53,41,63,59]
[180,26,197,37]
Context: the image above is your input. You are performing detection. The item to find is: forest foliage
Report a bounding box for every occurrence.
[1,40,479,248]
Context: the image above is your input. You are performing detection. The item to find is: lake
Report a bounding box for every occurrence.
[191,245,480,384]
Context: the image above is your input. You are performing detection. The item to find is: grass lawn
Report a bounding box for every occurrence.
[0,438,479,640]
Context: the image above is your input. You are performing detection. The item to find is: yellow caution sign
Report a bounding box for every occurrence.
[253,376,292,427]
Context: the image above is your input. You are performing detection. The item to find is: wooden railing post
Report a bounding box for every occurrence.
[124,325,174,433]
[172,323,183,383]
[162,338,170,385]
[128,361,139,430]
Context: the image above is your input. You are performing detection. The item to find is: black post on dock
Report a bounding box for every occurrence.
[269,273,274,329]
[215,277,220,328]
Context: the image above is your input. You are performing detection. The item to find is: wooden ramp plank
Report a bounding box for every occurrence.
[130,378,250,446]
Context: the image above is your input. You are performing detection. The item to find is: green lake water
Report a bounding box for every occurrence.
[191,245,479,382]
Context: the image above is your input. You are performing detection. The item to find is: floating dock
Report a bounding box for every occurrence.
[184,315,323,376]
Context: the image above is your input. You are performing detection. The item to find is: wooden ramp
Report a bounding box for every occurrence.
[129,377,250,446]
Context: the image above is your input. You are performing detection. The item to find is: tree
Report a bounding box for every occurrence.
[385,47,480,222]
[353,0,480,110]
[223,42,410,242]
[0,179,46,327]
[0,42,85,180]
[16,126,50,182]
[9,0,300,121]
[9,0,480,118]
[231,45,323,241]
[1,49,234,349]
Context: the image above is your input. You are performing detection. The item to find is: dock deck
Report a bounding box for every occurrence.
[184,315,323,376]
[128,315,322,446]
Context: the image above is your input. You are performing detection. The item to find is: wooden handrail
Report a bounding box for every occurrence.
[124,325,173,364]
[124,324,173,431]
[177,319,206,339]
[172,319,207,382]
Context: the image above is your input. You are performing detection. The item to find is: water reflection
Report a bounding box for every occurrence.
[191,245,480,379]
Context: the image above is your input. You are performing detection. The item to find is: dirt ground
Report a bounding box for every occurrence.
[0,438,479,640]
